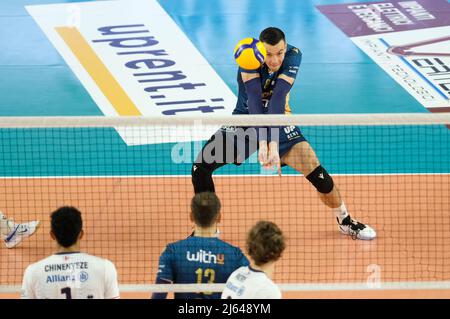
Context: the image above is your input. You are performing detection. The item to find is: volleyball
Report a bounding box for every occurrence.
[233,37,267,70]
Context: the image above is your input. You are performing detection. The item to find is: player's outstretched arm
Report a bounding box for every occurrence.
[241,72,264,114]
[267,74,294,114]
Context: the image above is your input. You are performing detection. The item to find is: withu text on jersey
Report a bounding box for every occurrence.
[186,250,224,265]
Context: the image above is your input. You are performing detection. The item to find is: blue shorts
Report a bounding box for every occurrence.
[198,125,307,166]
[277,125,307,159]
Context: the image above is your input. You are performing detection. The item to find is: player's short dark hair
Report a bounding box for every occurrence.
[259,27,286,45]
[246,221,286,266]
[191,192,221,228]
[51,206,83,248]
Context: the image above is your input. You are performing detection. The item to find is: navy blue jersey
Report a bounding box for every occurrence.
[234,44,302,115]
[155,236,249,299]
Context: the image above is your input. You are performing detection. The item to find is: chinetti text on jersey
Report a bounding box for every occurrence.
[186,250,225,265]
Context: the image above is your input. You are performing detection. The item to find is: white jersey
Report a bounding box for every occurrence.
[221,266,281,299]
[21,252,119,299]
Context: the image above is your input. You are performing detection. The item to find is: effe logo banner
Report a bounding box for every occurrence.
[317,0,450,113]
[26,0,237,145]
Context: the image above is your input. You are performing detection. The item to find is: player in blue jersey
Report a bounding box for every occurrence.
[192,27,376,240]
[151,192,249,299]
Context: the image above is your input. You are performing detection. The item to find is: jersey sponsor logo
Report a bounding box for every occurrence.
[225,281,240,292]
[46,274,77,284]
[284,125,300,140]
[78,271,89,282]
[318,0,450,112]
[26,0,236,145]
[46,270,89,286]
[186,250,225,265]
[235,273,247,282]
[225,281,246,296]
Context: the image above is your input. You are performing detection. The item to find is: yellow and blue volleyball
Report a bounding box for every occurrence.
[233,37,267,70]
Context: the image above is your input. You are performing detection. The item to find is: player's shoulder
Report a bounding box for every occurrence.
[258,279,282,298]
[23,255,56,278]
[162,237,190,255]
[282,44,302,67]
[81,253,117,270]
[216,238,245,254]
[23,259,41,275]
[86,253,115,263]
[254,273,279,291]
[168,237,190,248]
[232,265,249,275]
[286,44,302,57]
[170,237,244,254]
[26,254,56,269]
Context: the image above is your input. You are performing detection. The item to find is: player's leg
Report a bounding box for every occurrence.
[1,211,40,248]
[281,141,341,206]
[192,132,227,193]
[280,136,376,240]
[192,126,255,193]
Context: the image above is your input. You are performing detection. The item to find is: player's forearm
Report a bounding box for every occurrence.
[267,79,291,114]
[244,77,264,114]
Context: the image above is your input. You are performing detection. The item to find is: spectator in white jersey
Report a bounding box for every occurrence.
[21,206,120,299]
[1,210,40,248]
[221,221,285,299]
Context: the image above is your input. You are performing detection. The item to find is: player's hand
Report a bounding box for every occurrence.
[265,141,281,176]
[258,141,269,166]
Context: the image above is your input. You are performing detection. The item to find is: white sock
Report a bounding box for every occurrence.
[0,212,14,237]
[333,202,349,223]
[1,212,8,236]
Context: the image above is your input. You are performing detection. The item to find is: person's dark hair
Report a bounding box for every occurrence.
[191,192,221,228]
[259,27,286,45]
[51,206,83,248]
[246,221,285,266]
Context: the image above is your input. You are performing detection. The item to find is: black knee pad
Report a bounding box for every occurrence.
[306,165,334,194]
[191,162,217,193]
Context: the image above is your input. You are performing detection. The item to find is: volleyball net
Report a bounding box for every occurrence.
[0,113,449,294]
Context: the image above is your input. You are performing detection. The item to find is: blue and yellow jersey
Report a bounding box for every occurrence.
[155,236,249,299]
[234,44,302,115]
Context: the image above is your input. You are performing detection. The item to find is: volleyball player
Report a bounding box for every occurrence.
[221,220,285,299]
[192,27,376,240]
[152,192,249,299]
[21,206,120,299]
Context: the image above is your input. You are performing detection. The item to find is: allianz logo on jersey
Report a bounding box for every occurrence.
[186,250,225,265]
[26,0,236,145]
